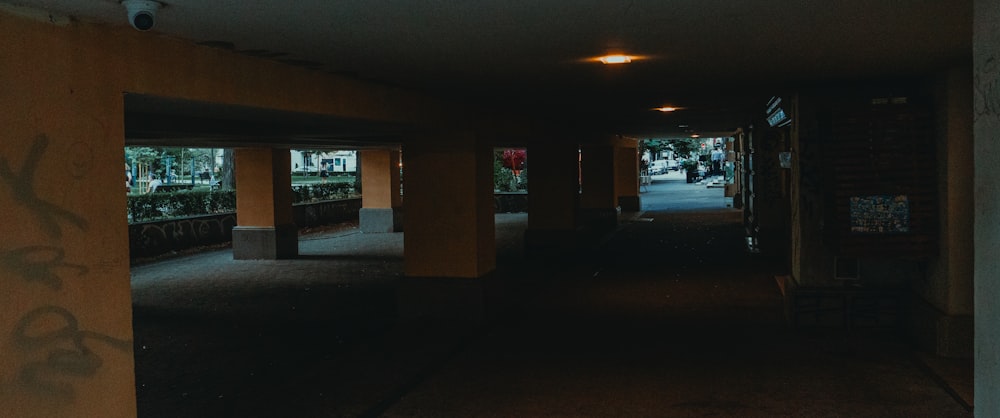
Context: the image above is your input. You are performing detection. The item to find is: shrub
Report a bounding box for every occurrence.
[128,190,236,222]
[127,184,357,223]
[292,183,354,203]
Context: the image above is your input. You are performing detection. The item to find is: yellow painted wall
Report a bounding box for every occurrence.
[1,12,136,418]
[235,148,293,226]
[360,149,401,209]
[0,8,464,417]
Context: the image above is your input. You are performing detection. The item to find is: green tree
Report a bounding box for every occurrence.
[220,149,235,190]
[643,139,669,161]
[666,138,701,160]
[125,147,159,166]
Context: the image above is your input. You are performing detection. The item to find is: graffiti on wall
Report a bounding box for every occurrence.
[1,135,131,403]
[13,306,131,399]
[0,135,88,239]
[129,215,236,259]
[0,246,88,290]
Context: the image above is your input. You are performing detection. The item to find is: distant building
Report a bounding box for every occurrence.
[291,150,357,174]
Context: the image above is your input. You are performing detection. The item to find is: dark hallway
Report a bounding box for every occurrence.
[132,208,970,417]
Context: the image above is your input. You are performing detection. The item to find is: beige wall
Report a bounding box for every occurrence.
[0,9,461,417]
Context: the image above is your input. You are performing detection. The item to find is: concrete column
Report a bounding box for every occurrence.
[402,132,494,278]
[525,139,580,258]
[359,148,402,233]
[0,98,135,415]
[974,0,1000,413]
[910,67,975,358]
[233,147,297,259]
[399,132,497,322]
[614,137,641,212]
[579,140,618,229]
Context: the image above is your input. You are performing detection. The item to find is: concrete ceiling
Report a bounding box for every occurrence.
[4,0,973,139]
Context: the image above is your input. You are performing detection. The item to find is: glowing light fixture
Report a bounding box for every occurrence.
[654,106,678,112]
[599,54,632,64]
[691,134,701,138]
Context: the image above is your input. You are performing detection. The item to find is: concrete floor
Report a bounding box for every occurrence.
[130,174,971,417]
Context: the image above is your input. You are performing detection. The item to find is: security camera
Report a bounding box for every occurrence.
[122,0,160,31]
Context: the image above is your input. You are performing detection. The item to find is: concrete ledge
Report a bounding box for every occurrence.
[618,195,641,212]
[232,224,298,259]
[360,207,402,233]
[130,199,360,261]
[494,192,528,213]
[396,275,503,325]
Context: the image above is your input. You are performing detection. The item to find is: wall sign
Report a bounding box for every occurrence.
[849,195,910,233]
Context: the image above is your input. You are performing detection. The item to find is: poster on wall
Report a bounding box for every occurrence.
[849,195,910,233]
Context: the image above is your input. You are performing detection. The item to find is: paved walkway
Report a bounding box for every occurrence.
[130,174,971,417]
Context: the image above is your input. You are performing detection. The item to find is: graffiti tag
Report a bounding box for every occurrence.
[0,246,88,290]
[12,306,132,400]
[0,135,88,238]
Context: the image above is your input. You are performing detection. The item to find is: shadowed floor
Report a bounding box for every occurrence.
[131,178,970,417]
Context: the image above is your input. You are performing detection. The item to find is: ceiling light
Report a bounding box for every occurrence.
[654,107,678,112]
[691,134,700,138]
[598,54,632,64]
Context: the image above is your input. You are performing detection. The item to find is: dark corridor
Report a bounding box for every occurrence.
[131,208,969,417]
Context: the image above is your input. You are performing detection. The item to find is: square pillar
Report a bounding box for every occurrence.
[359,148,403,233]
[579,140,618,229]
[974,0,1000,413]
[233,148,297,259]
[399,132,497,322]
[0,97,135,414]
[403,132,495,278]
[525,139,580,258]
[614,137,641,212]
[908,66,975,359]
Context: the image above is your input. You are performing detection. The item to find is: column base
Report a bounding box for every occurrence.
[525,228,582,259]
[578,207,619,230]
[360,207,403,233]
[618,195,641,212]
[396,275,502,325]
[232,224,298,260]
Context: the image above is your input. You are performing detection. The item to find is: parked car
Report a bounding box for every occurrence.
[666,159,680,171]
[649,160,668,175]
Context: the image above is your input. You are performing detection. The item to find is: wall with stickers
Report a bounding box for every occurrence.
[0,6,456,417]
